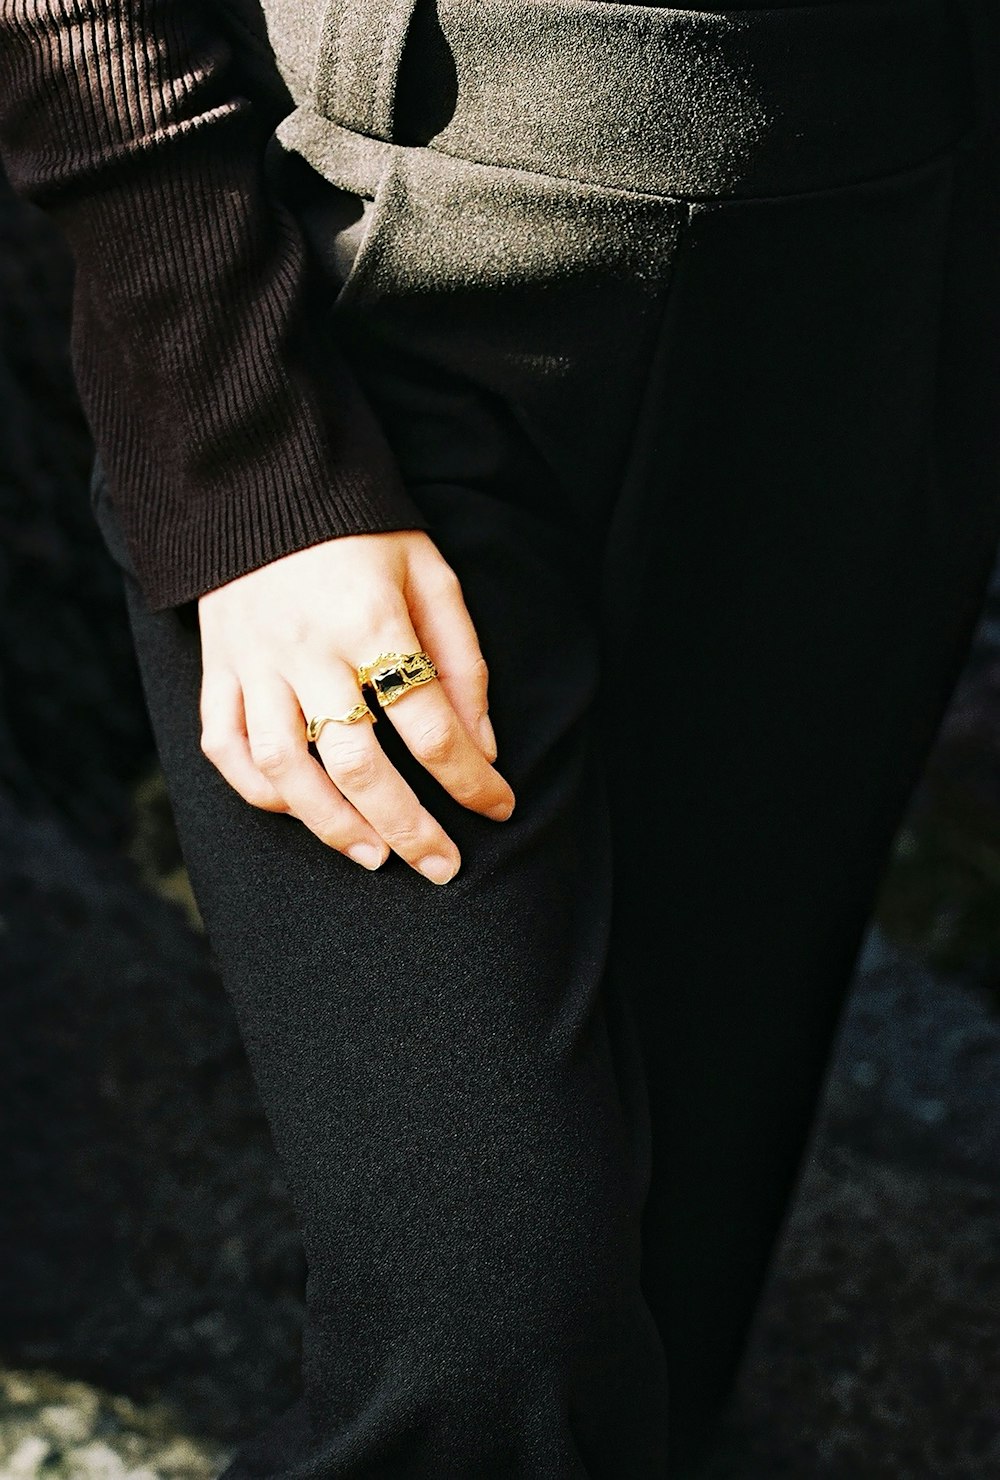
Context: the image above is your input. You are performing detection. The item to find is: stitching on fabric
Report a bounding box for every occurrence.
[414,123,981,208]
[294,105,977,208]
[596,198,695,656]
[348,11,375,136]
[314,2,342,117]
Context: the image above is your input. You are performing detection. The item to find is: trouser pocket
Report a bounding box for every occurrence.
[321,144,689,539]
[597,129,1000,659]
[274,146,380,309]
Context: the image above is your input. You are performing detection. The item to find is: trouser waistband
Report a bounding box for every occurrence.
[278,0,992,200]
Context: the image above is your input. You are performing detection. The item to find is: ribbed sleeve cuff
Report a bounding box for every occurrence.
[86,341,430,613]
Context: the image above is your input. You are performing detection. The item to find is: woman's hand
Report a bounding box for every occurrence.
[196,529,515,883]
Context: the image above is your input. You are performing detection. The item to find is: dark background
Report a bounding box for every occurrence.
[2,165,999,1477]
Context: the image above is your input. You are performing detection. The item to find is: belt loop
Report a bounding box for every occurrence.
[314,0,421,141]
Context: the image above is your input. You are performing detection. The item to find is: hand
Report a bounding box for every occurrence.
[196,529,515,883]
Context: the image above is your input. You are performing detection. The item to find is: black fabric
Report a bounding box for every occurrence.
[90,77,1000,1472]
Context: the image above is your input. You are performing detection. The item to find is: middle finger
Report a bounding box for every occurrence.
[359,645,515,820]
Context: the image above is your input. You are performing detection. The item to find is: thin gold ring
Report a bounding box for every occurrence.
[305,704,376,744]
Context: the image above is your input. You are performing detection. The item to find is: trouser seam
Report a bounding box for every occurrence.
[596,199,694,664]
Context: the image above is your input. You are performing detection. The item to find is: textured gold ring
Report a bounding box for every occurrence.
[356,650,439,708]
[305,703,376,743]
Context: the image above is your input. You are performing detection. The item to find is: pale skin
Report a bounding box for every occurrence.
[196,529,516,884]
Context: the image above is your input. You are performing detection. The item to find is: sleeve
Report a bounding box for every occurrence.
[0,0,428,612]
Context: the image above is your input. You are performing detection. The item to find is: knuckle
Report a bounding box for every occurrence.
[452,776,490,808]
[411,718,459,767]
[434,566,463,600]
[380,818,426,854]
[449,783,496,819]
[199,727,230,761]
[324,735,379,789]
[310,809,349,847]
[244,781,283,812]
[250,736,295,777]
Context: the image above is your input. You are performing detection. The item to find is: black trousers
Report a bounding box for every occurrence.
[90,0,1000,1472]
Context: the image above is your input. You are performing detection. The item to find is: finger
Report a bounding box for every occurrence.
[199,669,288,812]
[297,663,464,884]
[360,626,515,820]
[407,561,496,759]
[242,673,389,870]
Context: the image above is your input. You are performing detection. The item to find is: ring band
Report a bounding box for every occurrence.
[305,703,376,743]
[356,650,439,707]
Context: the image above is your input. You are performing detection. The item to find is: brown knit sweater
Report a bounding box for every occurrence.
[0,0,836,612]
[0,0,430,612]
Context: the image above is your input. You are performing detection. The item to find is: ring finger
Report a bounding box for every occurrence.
[295,664,463,884]
[241,673,388,870]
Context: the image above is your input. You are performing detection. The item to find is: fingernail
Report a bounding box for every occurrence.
[417,853,460,884]
[478,714,497,757]
[348,842,386,870]
[486,798,515,821]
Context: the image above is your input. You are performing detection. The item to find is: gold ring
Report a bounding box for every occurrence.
[356,650,439,707]
[305,703,376,743]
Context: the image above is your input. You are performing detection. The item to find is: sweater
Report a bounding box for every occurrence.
[0,0,843,612]
[0,0,432,612]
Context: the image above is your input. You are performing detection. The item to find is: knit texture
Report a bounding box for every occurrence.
[0,0,430,612]
[0,0,985,612]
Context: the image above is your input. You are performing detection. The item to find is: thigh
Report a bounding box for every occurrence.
[90,461,620,1214]
[90,462,671,1474]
